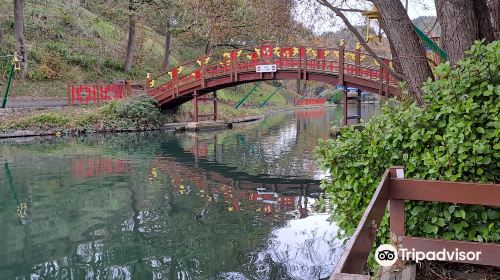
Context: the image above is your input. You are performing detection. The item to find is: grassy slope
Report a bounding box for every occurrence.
[0,0,294,104]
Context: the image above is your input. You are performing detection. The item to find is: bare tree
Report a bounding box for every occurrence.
[316,0,429,106]
[124,0,136,73]
[370,0,432,106]
[161,15,173,72]
[14,0,27,75]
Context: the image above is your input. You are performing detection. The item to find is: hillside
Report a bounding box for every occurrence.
[0,0,296,104]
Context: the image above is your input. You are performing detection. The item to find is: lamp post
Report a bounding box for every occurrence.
[2,52,21,109]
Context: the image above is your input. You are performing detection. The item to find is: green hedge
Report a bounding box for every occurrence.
[316,40,499,269]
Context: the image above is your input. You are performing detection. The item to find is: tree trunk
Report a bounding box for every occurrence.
[161,15,173,72]
[473,0,495,42]
[0,25,4,46]
[124,2,136,73]
[371,0,432,106]
[204,40,211,55]
[379,17,403,78]
[487,0,500,39]
[14,0,27,76]
[435,0,478,64]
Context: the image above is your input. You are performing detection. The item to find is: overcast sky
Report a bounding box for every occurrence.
[297,0,437,34]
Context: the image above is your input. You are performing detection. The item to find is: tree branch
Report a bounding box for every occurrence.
[337,8,367,13]
[317,0,405,81]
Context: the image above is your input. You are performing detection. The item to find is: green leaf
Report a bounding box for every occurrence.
[477,235,484,242]
[455,209,466,219]
[411,206,425,216]
[423,224,439,234]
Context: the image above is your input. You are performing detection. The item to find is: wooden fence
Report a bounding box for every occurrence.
[331,167,500,280]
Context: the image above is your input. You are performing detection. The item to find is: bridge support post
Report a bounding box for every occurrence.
[193,90,199,122]
[343,90,348,126]
[213,91,218,121]
[344,88,362,126]
[356,90,362,125]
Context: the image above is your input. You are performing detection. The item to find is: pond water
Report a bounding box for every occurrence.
[0,104,379,280]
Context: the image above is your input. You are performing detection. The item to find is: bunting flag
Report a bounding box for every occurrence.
[345,52,356,61]
[196,57,210,66]
[273,47,281,57]
[261,46,272,58]
[254,48,261,57]
[317,49,325,60]
[306,47,317,58]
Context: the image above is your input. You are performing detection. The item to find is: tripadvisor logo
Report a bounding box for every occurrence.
[375,244,398,266]
[375,244,483,266]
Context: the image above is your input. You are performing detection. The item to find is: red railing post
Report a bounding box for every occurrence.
[303,47,308,80]
[338,43,345,86]
[231,50,237,82]
[201,55,207,88]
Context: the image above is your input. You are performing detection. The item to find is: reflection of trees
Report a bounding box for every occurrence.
[0,105,378,279]
[0,150,280,279]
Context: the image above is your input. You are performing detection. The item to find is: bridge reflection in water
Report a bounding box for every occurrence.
[0,106,383,279]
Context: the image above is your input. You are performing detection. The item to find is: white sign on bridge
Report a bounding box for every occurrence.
[256,64,277,73]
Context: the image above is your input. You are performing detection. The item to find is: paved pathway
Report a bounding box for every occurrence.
[3,97,67,108]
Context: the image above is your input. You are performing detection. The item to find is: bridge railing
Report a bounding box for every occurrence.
[330,167,500,280]
[147,44,400,103]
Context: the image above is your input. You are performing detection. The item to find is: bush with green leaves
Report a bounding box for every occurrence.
[99,94,165,129]
[316,40,499,258]
[326,90,344,103]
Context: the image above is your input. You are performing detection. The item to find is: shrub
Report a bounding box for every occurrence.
[326,90,344,103]
[99,95,164,129]
[37,52,63,80]
[316,41,499,269]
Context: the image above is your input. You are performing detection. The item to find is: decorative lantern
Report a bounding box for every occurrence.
[13,52,21,71]
[363,5,382,43]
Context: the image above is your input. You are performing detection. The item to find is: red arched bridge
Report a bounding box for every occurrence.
[146,44,401,124]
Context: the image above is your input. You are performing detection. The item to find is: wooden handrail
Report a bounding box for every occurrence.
[330,167,500,279]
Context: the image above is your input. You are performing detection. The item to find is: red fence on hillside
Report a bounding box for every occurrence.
[294,98,326,106]
[67,80,132,105]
